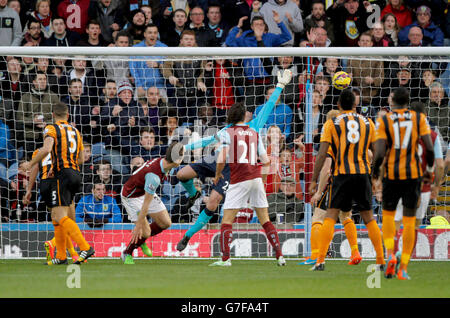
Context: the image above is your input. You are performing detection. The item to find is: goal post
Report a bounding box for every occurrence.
[0,46,449,260]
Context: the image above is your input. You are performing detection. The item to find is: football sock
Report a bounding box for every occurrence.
[262,221,282,259]
[50,237,56,247]
[310,221,323,260]
[180,179,198,198]
[366,219,385,263]
[220,223,233,261]
[394,230,400,253]
[317,217,336,264]
[59,216,90,251]
[66,236,78,257]
[124,237,146,255]
[400,216,416,270]
[185,209,214,238]
[382,210,396,255]
[53,221,67,261]
[343,219,358,255]
[150,222,163,237]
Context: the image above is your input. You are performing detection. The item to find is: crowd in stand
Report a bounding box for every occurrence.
[0,0,449,225]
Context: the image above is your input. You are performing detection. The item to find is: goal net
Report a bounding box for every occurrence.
[0,46,448,260]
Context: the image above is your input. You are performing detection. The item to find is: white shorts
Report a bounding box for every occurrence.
[121,193,166,222]
[395,191,431,222]
[223,178,268,210]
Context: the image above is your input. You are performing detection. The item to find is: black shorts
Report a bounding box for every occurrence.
[382,178,422,211]
[39,178,58,208]
[317,183,330,211]
[55,168,82,206]
[329,174,372,212]
[190,160,230,197]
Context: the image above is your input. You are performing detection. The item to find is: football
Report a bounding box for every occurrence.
[332,71,352,90]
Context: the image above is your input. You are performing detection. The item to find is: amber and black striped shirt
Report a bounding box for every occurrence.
[31,149,53,180]
[43,120,84,173]
[321,111,374,176]
[375,108,431,180]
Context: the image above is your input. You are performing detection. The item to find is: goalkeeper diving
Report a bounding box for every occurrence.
[175,69,293,251]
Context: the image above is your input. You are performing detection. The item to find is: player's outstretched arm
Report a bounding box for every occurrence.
[248,70,292,132]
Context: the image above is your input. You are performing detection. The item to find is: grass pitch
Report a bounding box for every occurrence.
[0,259,449,298]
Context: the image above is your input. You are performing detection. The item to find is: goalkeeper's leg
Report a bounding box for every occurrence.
[177,165,201,209]
[177,189,223,252]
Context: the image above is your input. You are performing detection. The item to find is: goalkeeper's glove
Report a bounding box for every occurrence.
[276,69,293,89]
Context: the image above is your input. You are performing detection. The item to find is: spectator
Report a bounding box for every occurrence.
[123,9,146,45]
[16,71,60,157]
[7,0,25,28]
[222,0,258,31]
[426,81,449,142]
[347,31,384,107]
[380,0,413,28]
[88,0,125,44]
[57,0,91,35]
[206,4,230,46]
[322,57,342,79]
[98,79,117,108]
[419,69,438,99]
[126,0,161,20]
[21,18,45,46]
[76,20,109,47]
[0,0,22,46]
[139,86,171,135]
[0,56,27,104]
[26,56,59,94]
[225,15,291,112]
[159,108,191,146]
[101,81,141,154]
[103,31,132,85]
[160,0,197,17]
[42,16,81,47]
[303,0,335,45]
[130,127,165,162]
[398,5,444,46]
[326,0,372,47]
[0,116,16,170]
[404,0,447,28]
[204,58,243,125]
[25,0,53,39]
[122,155,145,184]
[163,30,209,123]
[61,78,97,143]
[186,6,219,47]
[80,142,95,193]
[140,5,153,25]
[129,23,168,102]
[58,56,103,105]
[87,159,123,203]
[76,178,123,227]
[267,176,304,223]
[159,8,188,47]
[251,0,303,47]
[382,13,400,46]
[253,85,293,140]
[371,21,394,47]
[266,141,304,200]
